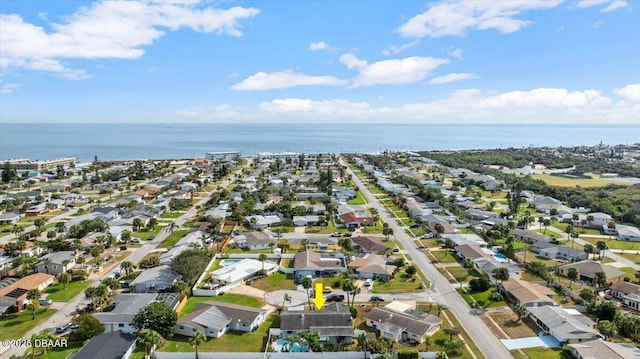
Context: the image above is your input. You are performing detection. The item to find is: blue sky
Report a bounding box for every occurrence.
[0,0,638,124]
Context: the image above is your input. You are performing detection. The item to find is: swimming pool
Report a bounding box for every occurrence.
[494,253,507,261]
[273,339,308,352]
[219,259,241,266]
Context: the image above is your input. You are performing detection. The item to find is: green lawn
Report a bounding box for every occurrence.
[521,347,565,359]
[551,222,602,236]
[162,315,278,352]
[250,272,297,292]
[457,288,507,308]
[157,230,188,248]
[0,308,57,340]
[44,280,93,302]
[371,271,424,294]
[430,250,459,263]
[617,252,640,263]
[161,212,183,219]
[133,225,164,240]
[531,174,621,188]
[347,191,368,205]
[179,294,264,318]
[581,236,639,250]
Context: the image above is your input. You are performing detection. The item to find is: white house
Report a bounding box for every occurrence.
[129,265,180,293]
[94,293,180,333]
[209,258,277,286]
[176,302,266,338]
[617,225,640,242]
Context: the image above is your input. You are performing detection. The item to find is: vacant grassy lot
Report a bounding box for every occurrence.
[581,236,639,251]
[162,315,277,352]
[457,288,507,308]
[530,174,620,188]
[157,230,188,248]
[617,252,640,264]
[133,225,164,240]
[521,347,564,359]
[0,308,57,340]
[250,272,297,292]
[430,250,458,263]
[44,280,93,302]
[347,191,368,205]
[487,310,538,339]
[372,270,424,294]
[161,212,183,219]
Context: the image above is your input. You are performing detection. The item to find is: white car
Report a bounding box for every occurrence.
[364,279,373,287]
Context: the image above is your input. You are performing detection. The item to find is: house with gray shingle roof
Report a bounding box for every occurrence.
[280,303,354,345]
[558,260,625,287]
[176,301,266,338]
[528,306,602,344]
[35,251,76,275]
[365,303,441,343]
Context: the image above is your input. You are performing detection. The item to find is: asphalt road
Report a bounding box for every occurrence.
[342,157,513,359]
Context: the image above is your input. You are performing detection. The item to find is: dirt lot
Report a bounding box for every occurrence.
[486,309,538,339]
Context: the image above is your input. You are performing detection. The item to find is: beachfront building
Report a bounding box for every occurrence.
[205,151,240,162]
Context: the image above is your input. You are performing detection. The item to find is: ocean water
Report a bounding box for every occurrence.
[0,123,637,162]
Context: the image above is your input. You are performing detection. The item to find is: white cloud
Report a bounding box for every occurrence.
[602,0,629,12]
[178,84,639,124]
[0,1,260,78]
[147,66,160,72]
[592,20,605,28]
[397,0,563,38]
[308,41,335,52]
[382,40,420,56]
[176,107,203,117]
[575,0,610,8]
[231,70,349,90]
[1,83,22,93]
[428,73,478,85]
[339,54,450,87]
[450,48,463,60]
[614,83,640,103]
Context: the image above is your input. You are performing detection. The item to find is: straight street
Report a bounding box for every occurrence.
[343,157,513,359]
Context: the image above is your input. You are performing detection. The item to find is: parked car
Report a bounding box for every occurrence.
[370,295,385,302]
[119,245,127,251]
[55,323,71,333]
[39,298,53,305]
[364,279,373,287]
[330,232,342,237]
[130,238,140,243]
[392,248,400,253]
[326,294,345,302]
[147,235,155,241]
[323,286,332,293]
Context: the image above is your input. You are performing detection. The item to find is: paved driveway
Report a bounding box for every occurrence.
[501,334,561,350]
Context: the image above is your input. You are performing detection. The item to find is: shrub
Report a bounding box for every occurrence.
[397,349,419,359]
[469,277,491,292]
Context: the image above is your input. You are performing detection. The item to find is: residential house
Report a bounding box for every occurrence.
[70,331,137,359]
[94,293,180,333]
[129,265,180,293]
[511,228,552,243]
[338,212,375,229]
[176,302,266,338]
[617,225,640,242]
[558,260,625,287]
[232,232,276,251]
[292,215,321,227]
[609,281,640,311]
[35,251,76,275]
[454,244,490,261]
[499,278,556,308]
[569,339,640,359]
[159,231,206,265]
[280,303,354,345]
[45,199,66,210]
[347,254,396,280]
[204,202,230,219]
[25,204,49,217]
[0,213,22,225]
[293,251,346,281]
[352,236,387,253]
[365,302,441,343]
[209,258,277,286]
[528,306,602,344]
[0,273,55,311]
[246,215,281,230]
[473,257,521,282]
[537,243,588,263]
[441,233,488,248]
[463,209,495,221]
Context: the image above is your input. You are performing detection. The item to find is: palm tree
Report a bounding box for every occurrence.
[584,244,595,260]
[424,334,432,352]
[443,326,460,341]
[137,329,165,359]
[384,248,392,280]
[342,280,354,308]
[302,276,313,309]
[132,218,144,232]
[437,303,446,318]
[173,280,190,298]
[42,258,52,274]
[59,272,71,289]
[190,331,208,359]
[121,261,134,276]
[301,238,309,250]
[165,222,177,233]
[258,253,268,274]
[492,267,510,290]
[27,300,40,320]
[607,221,616,240]
[513,304,528,322]
[596,241,608,259]
[103,277,121,293]
[567,267,579,289]
[282,293,292,310]
[27,288,41,302]
[350,286,361,309]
